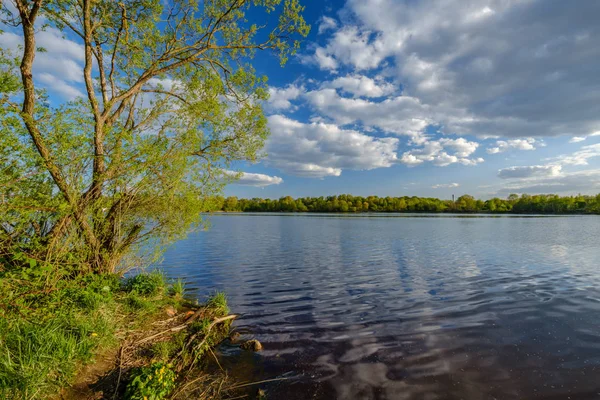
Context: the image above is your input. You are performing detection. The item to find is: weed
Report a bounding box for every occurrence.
[124,362,177,400]
[168,279,185,298]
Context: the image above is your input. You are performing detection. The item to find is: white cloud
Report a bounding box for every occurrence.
[487,138,537,154]
[37,72,84,100]
[0,27,85,100]
[569,137,587,143]
[549,143,600,166]
[439,138,479,158]
[36,27,85,63]
[304,88,431,139]
[399,138,482,167]
[494,143,600,194]
[432,183,460,189]
[267,84,304,110]
[318,16,338,35]
[226,170,283,187]
[147,77,180,92]
[309,26,391,71]
[265,115,399,178]
[498,165,562,180]
[496,169,600,196]
[322,74,396,98]
[310,47,339,70]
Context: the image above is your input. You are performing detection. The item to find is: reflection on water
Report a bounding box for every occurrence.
[160,214,600,399]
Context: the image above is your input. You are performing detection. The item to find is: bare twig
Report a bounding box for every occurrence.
[112,344,126,400]
[228,377,290,390]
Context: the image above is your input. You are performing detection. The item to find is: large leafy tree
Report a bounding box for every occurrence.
[0,0,308,273]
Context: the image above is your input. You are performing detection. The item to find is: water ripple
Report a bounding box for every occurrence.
[160,213,600,399]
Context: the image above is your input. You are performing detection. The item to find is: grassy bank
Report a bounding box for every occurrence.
[0,269,236,399]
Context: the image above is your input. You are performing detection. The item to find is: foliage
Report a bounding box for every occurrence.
[215,193,600,214]
[0,0,309,274]
[124,362,177,400]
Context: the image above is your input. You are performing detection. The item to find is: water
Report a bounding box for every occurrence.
[160,213,600,399]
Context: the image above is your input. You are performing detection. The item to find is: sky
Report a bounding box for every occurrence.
[2,0,600,200]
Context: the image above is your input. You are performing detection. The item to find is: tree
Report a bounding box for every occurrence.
[0,0,309,273]
[223,197,239,212]
[456,195,476,212]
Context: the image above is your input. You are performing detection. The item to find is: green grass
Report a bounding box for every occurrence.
[150,332,187,362]
[168,278,185,298]
[0,270,185,400]
[206,292,229,316]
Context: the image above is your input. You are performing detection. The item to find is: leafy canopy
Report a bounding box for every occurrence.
[0,0,309,273]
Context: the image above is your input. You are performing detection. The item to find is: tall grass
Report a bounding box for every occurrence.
[0,270,183,399]
[207,292,229,316]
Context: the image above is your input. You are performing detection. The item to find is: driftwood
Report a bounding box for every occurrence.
[174,314,238,366]
[191,315,237,353]
[137,307,234,345]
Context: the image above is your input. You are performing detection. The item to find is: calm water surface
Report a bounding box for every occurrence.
[160,214,600,399]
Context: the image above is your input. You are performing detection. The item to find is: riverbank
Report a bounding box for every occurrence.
[215,193,600,214]
[0,270,243,399]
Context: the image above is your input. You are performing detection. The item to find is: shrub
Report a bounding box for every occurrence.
[124,271,166,296]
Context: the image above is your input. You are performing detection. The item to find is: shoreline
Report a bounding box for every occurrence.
[0,271,253,399]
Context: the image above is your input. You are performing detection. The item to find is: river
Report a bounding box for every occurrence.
[160,213,600,399]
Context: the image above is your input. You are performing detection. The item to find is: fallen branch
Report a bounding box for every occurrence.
[136,308,230,345]
[136,323,189,344]
[191,315,237,353]
[175,314,237,368]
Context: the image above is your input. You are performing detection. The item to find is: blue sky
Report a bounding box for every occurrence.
[2,0,600,200]
[225,0,600,199]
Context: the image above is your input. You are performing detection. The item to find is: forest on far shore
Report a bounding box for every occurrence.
[215,193,600,214]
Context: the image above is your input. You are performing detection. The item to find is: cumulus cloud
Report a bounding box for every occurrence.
[439,138,479,158]
[322,75,396,98]
[400,138,483,167]
[569,137,587,143]
[265,115,399,178]
[487,138,537,154]
[267,84,304,110]
[305,0,600,139]
[498,165,562,180]
[311,47,339,70]
[225,170,283,187]
[309,26,391,71]
[305,88,431,139]
[432,183,460,189]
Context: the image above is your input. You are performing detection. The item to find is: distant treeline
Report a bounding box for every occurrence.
[214,194,600,214]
